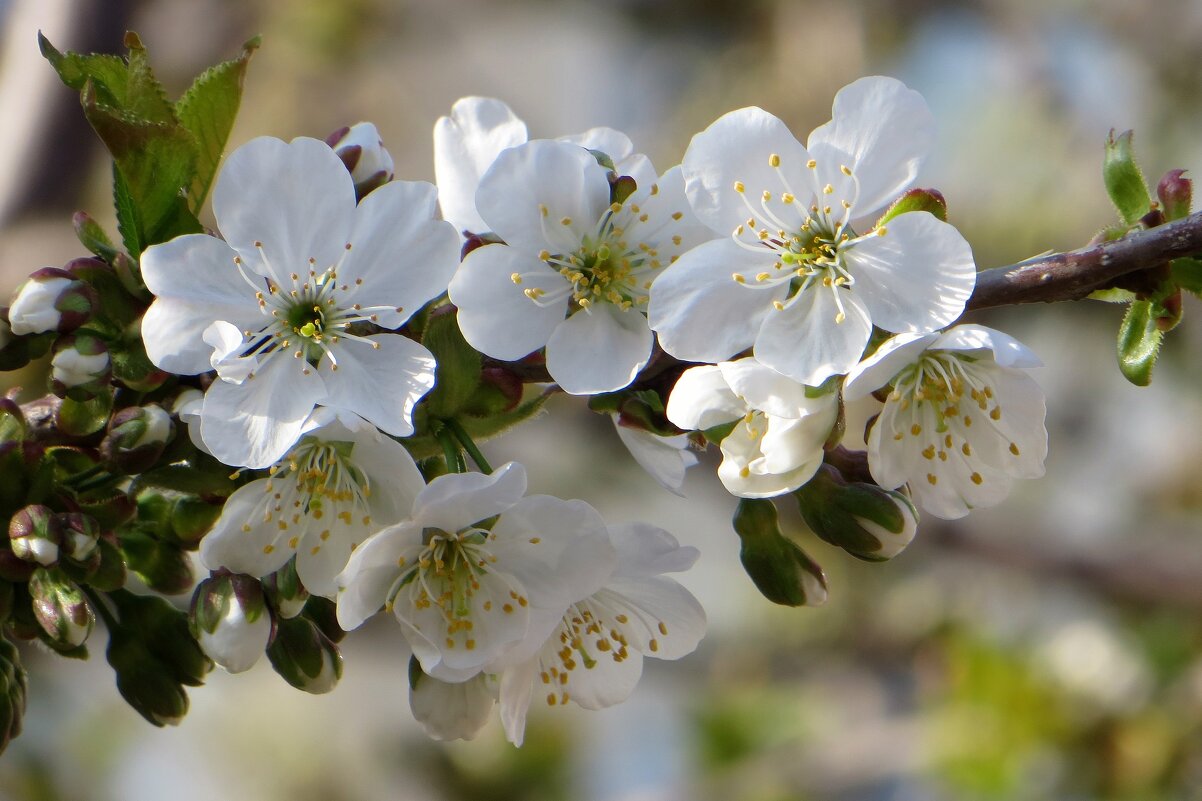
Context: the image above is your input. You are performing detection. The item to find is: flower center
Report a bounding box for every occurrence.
[511,189,679,315]
[248,436,373,557]
[726,153,879,325]
[222,241,404,378]
[889,353,1021,488]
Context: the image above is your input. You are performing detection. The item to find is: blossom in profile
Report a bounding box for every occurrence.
[666,358,838,498]
[611,415,697,497]
[336,463,616,682]
[199,409,426,597]
[650,76,976,385]
[140,135,459,468]
[449,139,712,394]
[843,324,1048,519]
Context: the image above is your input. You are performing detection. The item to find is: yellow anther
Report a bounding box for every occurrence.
[911,424,922,436]
[538,249,551,261]
[877,226,887,236]
[927,473,938,485]
[840,165,852,176]
[510,273,523,284]
[672,211,683,220]
[971,472,983,485]
[782,193,795,204]
[769,153,781,167]
[1009,442,1021,456]
[560,217,572,226]
[732,273,746,283]
[773,300,785,311]
[762,190,772,202]
[823,184,834,194]
[733,181,745,193]
[806,159,817,168]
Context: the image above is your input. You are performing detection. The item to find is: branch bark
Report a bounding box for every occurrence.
[967,210,1202,310]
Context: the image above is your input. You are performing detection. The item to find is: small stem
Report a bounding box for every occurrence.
[435,425,466,474]
[445,419,493,475]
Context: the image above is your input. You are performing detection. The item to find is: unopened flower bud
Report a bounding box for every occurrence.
[101,405,174,473]
[794,464,919,561]
[326,122,393,197]
[733,498,827,606]
[8,505,61,566]
[190,573,271,674]
[7,267,97,336]
[267,615,342,694]
[1157,169,1192,221]
[263,558,309,619]
[50,333,110,400]
[106,630,189,727]
[57,513,100,563]
[28,566,94,649]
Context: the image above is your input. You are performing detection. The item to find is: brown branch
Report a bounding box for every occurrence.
[967,210,1202,310]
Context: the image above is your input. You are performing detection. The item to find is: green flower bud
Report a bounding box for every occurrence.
[57,512,100,563]
[50,333,110,401]
[168,495,221,547]
[0,636,28,753]
[733,498,827,607]
[8,505,61,566]
[1104,129,1152,226]
[101,405,174,474]
[267,615,342,694]
[794,464,919,562]
[120,529,194,595]
[1157,169,1192,222]
[875,187,948,227]
[263,557,309,619]
[28,566,94,649]
[7,267,97,336]
[190,573,271,674]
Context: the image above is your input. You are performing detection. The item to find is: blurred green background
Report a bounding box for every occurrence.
[1,0,1202,799]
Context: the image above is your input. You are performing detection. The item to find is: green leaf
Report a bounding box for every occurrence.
[112,164,142,256]
[1171,257,1202,296]
[421,311,482,419]
[119,32,177,125]
[175,36,260,211]
[1104,130,1151,226]
[1117,299,1163,386]
[56,392,114,438]
[39,32,129,107]
[83,84,202,249]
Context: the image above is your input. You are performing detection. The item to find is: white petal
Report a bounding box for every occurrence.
[807,76,936,218]
[199,355,324,469]
[413,462,528,534]
[717,418,813,498]
[140,234,264,375]
[755,284,872,385]
[498,656,539,746]
[602,577,706,660]
[296,520,371,599]
[631,165,716,260]
[212,137,356,277]
[339,180,460,328]
[200,479,292,577]
[649,238,784,363]
[932,324,1043,368]
[411,671,497,742]
[719,357,818,418]
[449,245,569,361]
[560,643,644,711]
[608,522,699,577]
[665,365,746,431]
[334,525,423,631]
[475,139,611,255]
[317,335,435,437]
[337,420,427,527]
[545,305,652,395]
[489,495,616,610]
[842,212,975,334]
[612,419,696,497]
[434,97,528,235]
[203,321,256,382]
[842,332,938,400]
[683,106,814,236]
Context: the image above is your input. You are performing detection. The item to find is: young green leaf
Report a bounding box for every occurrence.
[1117,299,1163,386]
[1104,130,1152,226]
[175,36,261,211]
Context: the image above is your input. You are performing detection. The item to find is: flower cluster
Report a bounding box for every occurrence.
[0,40,1057,751]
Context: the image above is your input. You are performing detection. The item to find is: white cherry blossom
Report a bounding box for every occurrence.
[611,415,698,497]
[449,139,713,394]
[336,463,617,682]
[844,324,1048,519]
[497,522,705,746]
[667,358,838,498]
[649,76,976,385]
[140,135,459,468]
[434,96,655,237]
[200,409,425,597]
